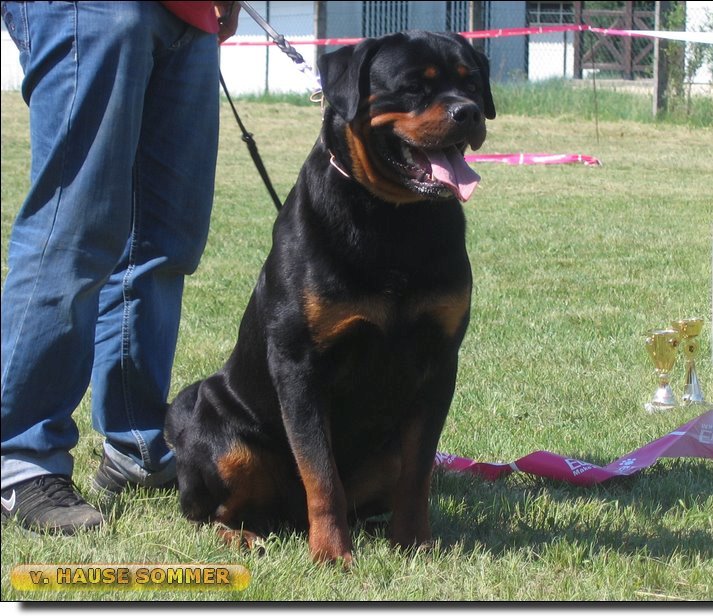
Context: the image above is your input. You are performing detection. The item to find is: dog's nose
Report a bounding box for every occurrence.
[450,102,480,125]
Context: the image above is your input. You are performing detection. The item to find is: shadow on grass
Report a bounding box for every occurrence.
[72,457,711,565]
[429,457,713,559]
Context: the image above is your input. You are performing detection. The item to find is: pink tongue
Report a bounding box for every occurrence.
[426,148,480,201]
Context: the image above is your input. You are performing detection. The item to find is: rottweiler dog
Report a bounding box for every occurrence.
[165,30,496,565]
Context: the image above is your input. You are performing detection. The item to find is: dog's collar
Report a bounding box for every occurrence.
[315,91,352,180]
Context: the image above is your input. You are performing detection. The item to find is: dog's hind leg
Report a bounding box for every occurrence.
[213,440,301,537]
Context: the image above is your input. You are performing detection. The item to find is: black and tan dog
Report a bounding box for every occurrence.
[165,31,495,565]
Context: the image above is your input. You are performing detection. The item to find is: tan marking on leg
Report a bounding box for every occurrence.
[298,465,353,566]
[215,442,279,528]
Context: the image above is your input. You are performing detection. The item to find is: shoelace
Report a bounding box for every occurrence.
[35,476,86,507]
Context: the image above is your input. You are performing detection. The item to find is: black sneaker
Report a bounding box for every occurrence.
[92,453,177,497]
[1,475,104,535]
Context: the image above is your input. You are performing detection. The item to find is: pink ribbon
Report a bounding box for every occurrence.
[465,153,602,167]
[459,24,713,44]
[222,24,712,47]
[435,410,713,486]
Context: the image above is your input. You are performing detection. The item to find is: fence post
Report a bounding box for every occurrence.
[263,0,270,94]
[468,1,486,52]
[315,0,326,63]
[573,0,583,79]
[653,0,671,117]
[623,1,634,79]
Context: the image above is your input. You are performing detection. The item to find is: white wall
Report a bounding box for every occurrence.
[1,30,22,91]
[528,31,575,81]
[688,0,713,84]
[2,1,712,91]
[220,35,319,95]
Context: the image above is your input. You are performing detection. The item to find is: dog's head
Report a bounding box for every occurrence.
[318,31,496,204]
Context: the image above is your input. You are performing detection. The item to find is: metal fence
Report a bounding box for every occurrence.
[2,1,711,95]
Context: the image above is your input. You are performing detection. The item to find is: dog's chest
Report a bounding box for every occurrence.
[303,285,470,456]
[303,286,470,352]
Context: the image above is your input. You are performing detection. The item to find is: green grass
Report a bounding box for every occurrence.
[492,78,713,127]
[2,86,712,601]
[242,78,713,126]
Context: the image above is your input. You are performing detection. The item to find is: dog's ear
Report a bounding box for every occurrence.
[474,50,496,120]
[318,38,383,123]
[440,33,496,120]
[471,48,496,120]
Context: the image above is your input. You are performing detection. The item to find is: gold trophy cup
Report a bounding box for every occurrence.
[644,328,680,413]
[671,318,707,405]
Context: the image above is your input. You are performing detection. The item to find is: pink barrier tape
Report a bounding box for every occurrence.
[460,24,590,40]
[465,153,602,167]
[222,36,364,47]
[435,410,713,486]
[587,27,713,45]
[222,24,712,47]
[459,24,713,45]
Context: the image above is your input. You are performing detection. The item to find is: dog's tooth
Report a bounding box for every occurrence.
[402,145,414,166]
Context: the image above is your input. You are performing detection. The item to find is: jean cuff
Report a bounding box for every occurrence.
[102,442,176,488]
[1,451,74,491]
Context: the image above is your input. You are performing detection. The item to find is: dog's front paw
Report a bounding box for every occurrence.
[390,536,435,554]
[308,519,353,567]
[215,524,266,553]
[389,517,432,551]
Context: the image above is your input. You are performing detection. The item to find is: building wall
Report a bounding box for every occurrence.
[485,0,528,81]
[238,1,315,37]
[1,30,22,91]
[2,2,711,93]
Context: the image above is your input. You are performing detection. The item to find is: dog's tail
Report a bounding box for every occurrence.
[164,381,201,450]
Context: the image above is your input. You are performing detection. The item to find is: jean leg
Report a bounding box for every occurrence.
[91,25,220,481]
[0,1,191,489]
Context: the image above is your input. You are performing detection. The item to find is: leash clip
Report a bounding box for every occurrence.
[329,152,351,179]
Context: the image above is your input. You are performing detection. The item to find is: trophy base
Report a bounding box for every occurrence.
[682,397,709,407]
[645,384,677,413]
[644,401,676,414]
[681,372,706,405]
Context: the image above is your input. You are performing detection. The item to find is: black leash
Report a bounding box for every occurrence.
[219,71,282,211]
[218,1,324,212]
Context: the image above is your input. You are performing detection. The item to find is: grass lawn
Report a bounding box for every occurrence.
[1,86,712,601]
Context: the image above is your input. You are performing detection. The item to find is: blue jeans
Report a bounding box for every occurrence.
[1,1,219,489]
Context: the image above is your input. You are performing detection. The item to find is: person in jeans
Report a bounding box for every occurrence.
[1,1,240,534]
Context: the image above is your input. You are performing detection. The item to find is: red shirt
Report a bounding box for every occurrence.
[161,1,219,34]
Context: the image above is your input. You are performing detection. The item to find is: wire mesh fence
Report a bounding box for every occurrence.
[2,1,711,98]
[229,1,712,101]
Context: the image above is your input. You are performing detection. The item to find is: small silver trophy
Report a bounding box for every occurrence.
[671,318,707,405]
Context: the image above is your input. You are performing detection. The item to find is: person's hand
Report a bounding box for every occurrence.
[215,1,240,43]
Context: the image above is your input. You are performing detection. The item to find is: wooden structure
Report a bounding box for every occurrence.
[573,1,656,79]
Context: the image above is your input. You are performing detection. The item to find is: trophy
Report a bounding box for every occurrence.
[671,318,706,405]
[644,328,680,413]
